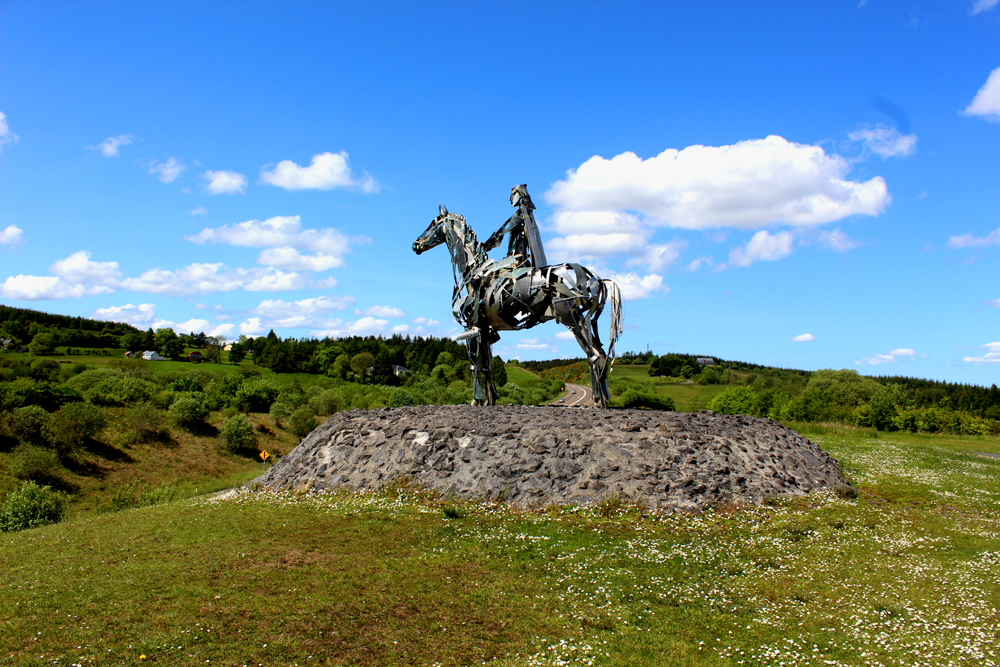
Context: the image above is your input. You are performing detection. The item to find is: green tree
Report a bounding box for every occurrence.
[329,353,351,379]
[351,352,375,383]
[155,328,185,360]
[371,352,398,386]
[27,332,56,356]
[492,356,508,387]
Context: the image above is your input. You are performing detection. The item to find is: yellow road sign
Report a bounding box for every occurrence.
[260,450,270,461]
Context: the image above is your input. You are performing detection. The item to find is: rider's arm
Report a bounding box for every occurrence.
[483,214,518,251]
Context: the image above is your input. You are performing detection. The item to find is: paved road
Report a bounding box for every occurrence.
[551,382,594,407]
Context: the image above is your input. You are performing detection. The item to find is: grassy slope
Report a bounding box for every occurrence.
[0,410,288,515]
[3,429,999,666]
[0,355,562,514]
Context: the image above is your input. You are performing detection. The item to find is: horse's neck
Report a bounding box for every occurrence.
[445,222,482,287]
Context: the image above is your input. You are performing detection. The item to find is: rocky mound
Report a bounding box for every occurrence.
[255,405,849,511]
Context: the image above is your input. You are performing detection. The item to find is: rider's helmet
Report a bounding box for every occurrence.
[510,184,535,211]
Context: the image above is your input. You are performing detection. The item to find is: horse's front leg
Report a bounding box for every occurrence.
[466,328,499,406]
[563,315,610,407]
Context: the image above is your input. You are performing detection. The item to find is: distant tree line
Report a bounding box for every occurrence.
[1,305,140,350]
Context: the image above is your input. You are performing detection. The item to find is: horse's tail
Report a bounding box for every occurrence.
[603,279,624,368]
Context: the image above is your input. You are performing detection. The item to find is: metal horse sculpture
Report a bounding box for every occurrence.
[413,203,623,407]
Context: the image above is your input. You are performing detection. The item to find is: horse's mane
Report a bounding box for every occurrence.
[446,213,488,265]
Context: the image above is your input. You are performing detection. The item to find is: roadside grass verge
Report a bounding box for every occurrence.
[2,430,999,666]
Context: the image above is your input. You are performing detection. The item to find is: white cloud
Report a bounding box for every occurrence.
[120,263,305,296]
[848,125,917,159]
[971,0,999,15]
[311,316,391,338]
[946,227,1000,249]
[175,318,210,333]
[546,232,647,257]
[0,225,24,245]
[964,352,1000,364]
[189,206,207,216]
[819,228,860,253]
[411,317,442,326]
[555,330,576,340]
[545,135,889,230]
[856,348,925,366]
[606,272,666,300]
[186,215,360,257]
[963,66,1000,121]
[791,333,816,342]
[93,303,157,325]
[687,256,721,272]
[729,230,795,267]
[259,151,381,193]
[391,324,410,334]
[515,337,557,352]
[208,323,236,339]
[242,269,306,292]
[310,276,340,289]
[50,250,121,286]
[252,295,355,329]
[0,275,112,300]
[627,241,687,272]
[202,170,247,195]
[89,134,134,157]
[149,157,185,183]
[358,305,405,318]
[0,112,19,153]
[240,317,264,335]
[256,247,345,271]
[962,341,1000,364]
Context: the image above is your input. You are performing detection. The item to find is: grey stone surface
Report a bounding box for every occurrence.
[254,405,849,511]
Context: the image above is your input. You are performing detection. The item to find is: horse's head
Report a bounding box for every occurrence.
[413,205,465,255]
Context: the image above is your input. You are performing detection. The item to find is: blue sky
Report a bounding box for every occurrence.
[1,1,999,384]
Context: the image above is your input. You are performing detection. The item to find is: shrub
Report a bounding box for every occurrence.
[220,415,257,453]
[706,386,761,416]
[88,375,160,407]
[499,382,524,403]
[0,481,67,532]
[269,400,294,427]
[233,380,280,413]
[0,377,81,412]
[123,402,166,443]
[65,368,122,394]
[9,444,61,479]
[10,405,52,446]
[389,388,415,407]
[612,389,676,411]
[309,388,345,415]
[289,406,316,439]
[168,395,209,430]
[46,402,107,452]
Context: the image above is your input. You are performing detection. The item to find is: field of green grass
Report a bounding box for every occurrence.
[3,428,998,665]
[610,364,733,412]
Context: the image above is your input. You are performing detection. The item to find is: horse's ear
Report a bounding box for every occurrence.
[443,205,449,215]
[438,204,445,215]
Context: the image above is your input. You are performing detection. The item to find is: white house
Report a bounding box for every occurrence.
[141,350,166,361]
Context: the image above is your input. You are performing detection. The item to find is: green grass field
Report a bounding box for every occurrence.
[3,428,998,666]
[610,364,732,412]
